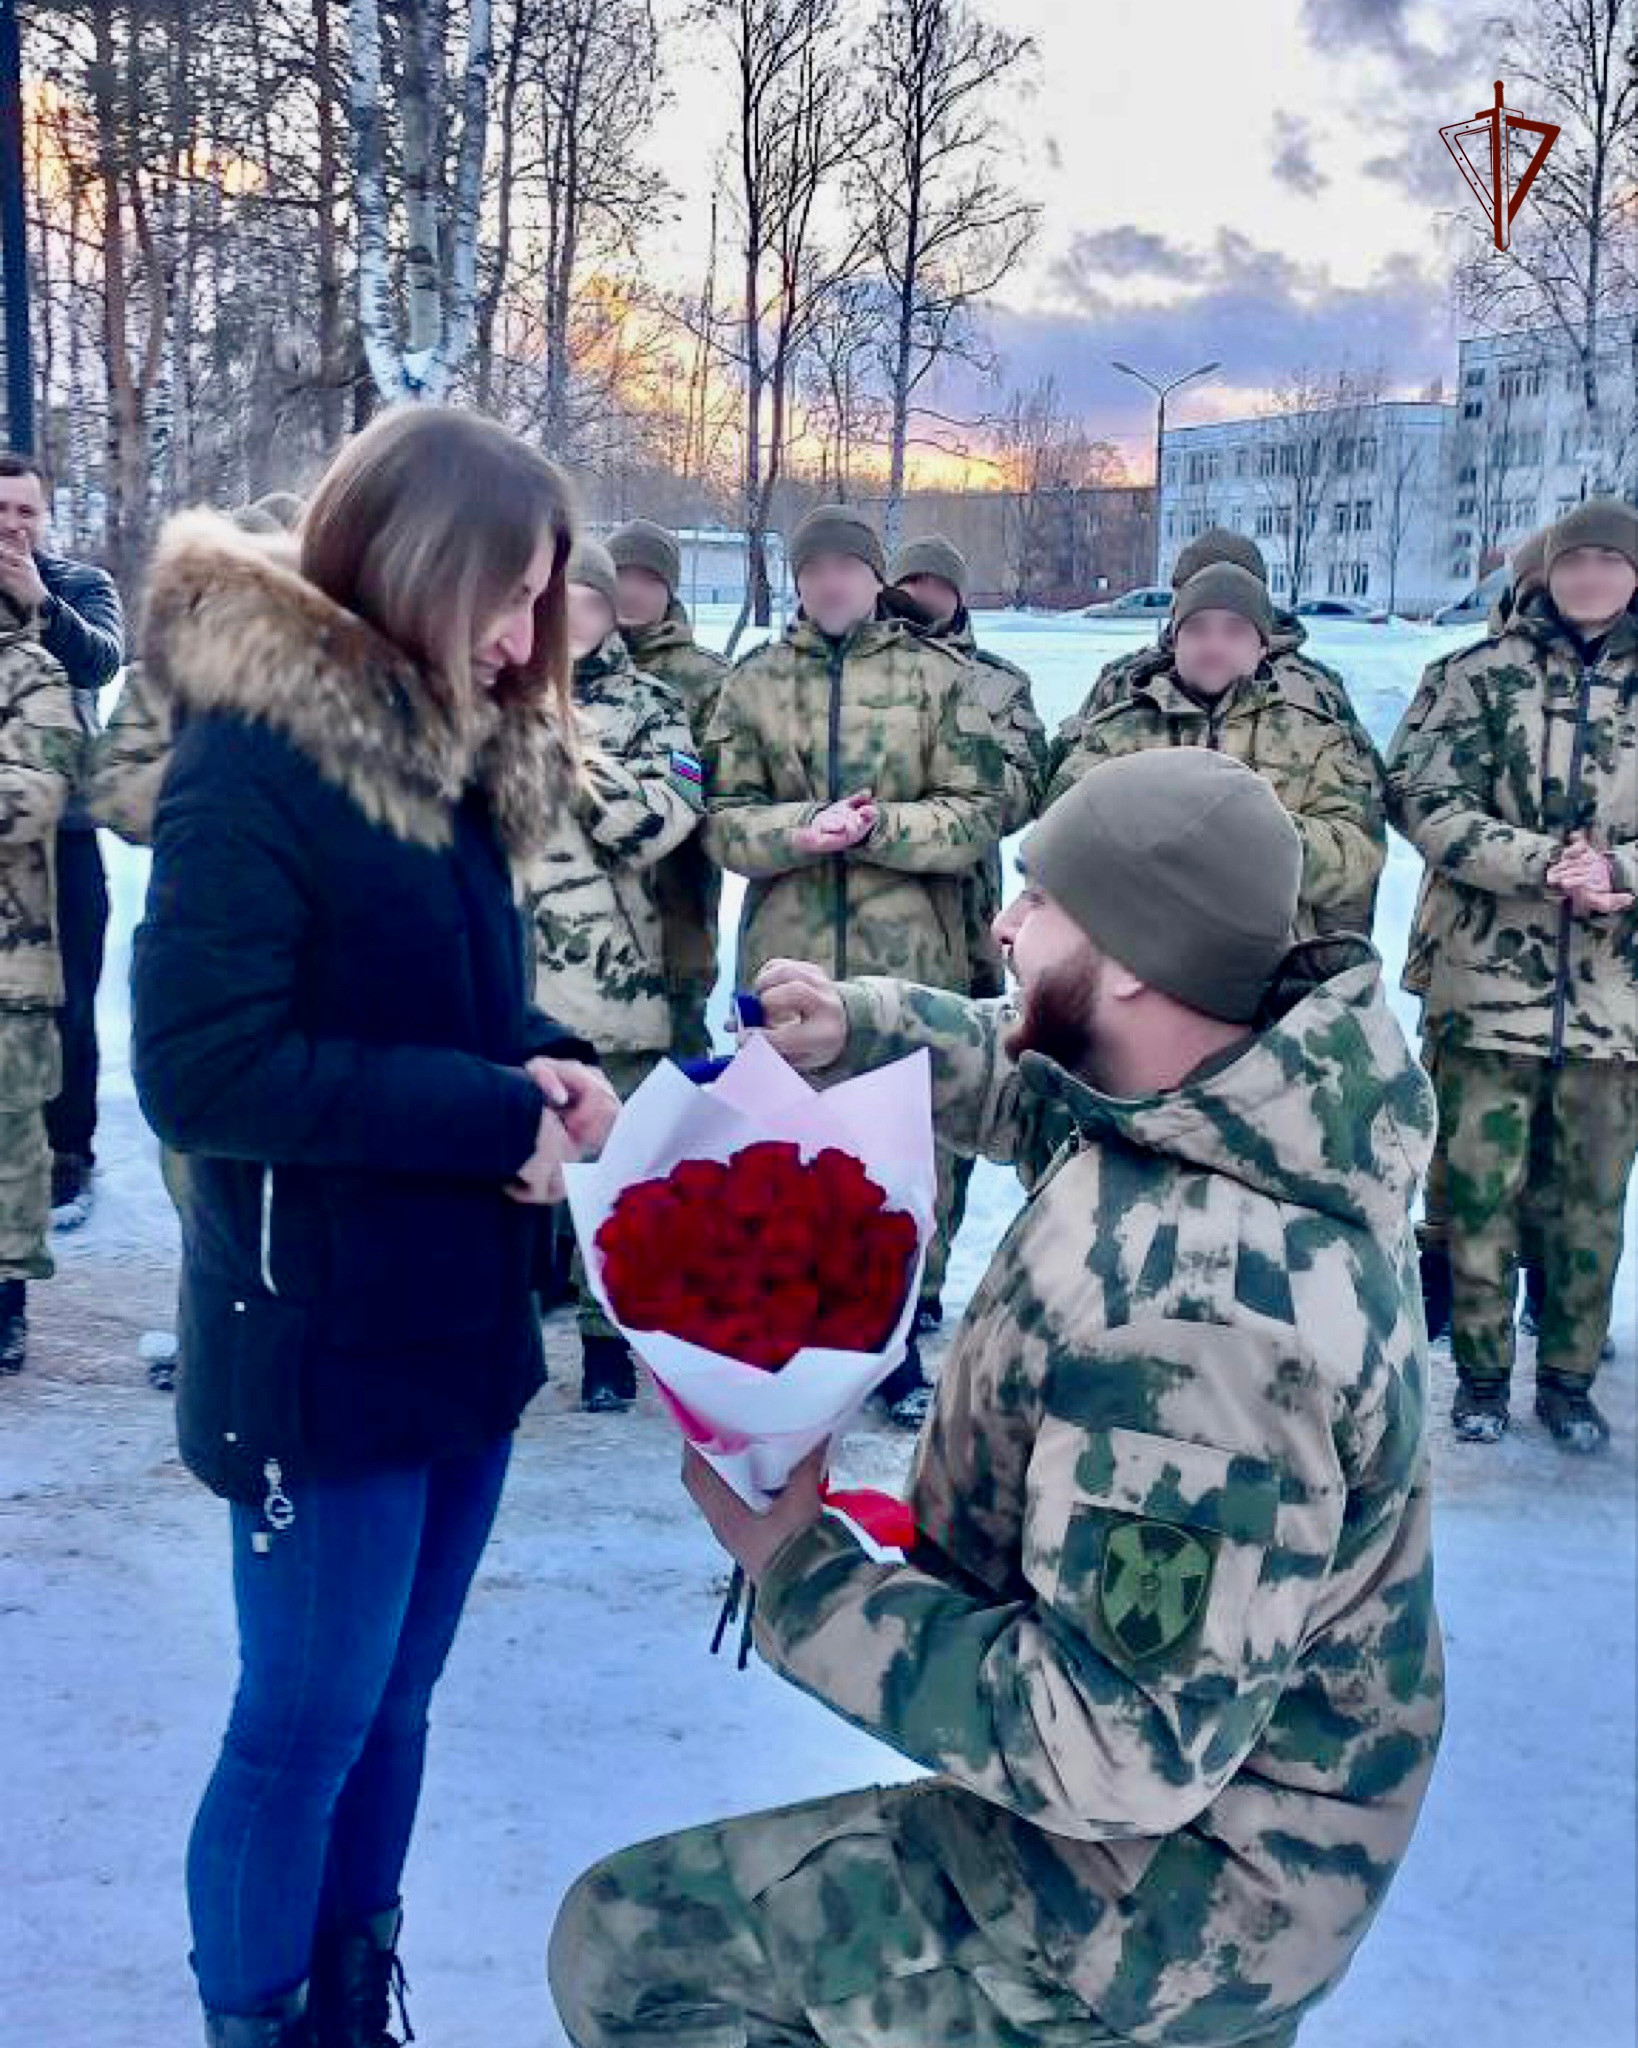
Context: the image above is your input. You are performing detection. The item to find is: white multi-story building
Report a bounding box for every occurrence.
[1449,325,1637,584]
[1158,401,1461,617]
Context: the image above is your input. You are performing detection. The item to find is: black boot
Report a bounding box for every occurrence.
[1535,1370,1611,1455]
[0,1280,26,1374]
[1417,1241,1452,1344]
[580,1334,637,1413]
[1451,1374,1510,1444]
[49,1152,95,1232]
[203,1982,313,2046]
[311,1906,414,2047]
[876,1339,932,1431]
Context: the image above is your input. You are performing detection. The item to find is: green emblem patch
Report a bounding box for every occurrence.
[1098,1518,1214,1661]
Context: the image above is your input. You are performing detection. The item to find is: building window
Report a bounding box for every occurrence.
[1164,456,1178,486]
[1334,501,1351,534]
[1235,449,1249,477]
[1458,464,1476,484]
[1255,505,1276,537]
[1456,495,1476,516]
[1328,561,1347,595]
[1258,446,1277,477]
[1336,438,1355,473]
[1463,401,1483,419]
[1355,498,1373,533]
[1357,437,1377,470]
[1465,367,1486,387]
[1557,496,1577,517]
[1351,561,1370,597]
[1270,566,1288,594]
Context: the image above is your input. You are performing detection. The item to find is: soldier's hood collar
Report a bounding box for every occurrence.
[1510,585,1638,662]
[576,627,638,688]
[140,509,569,860]
[1020,939,1434,1237]
[623,601,696,654]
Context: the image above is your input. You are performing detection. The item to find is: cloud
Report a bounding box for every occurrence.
[1271,112,1328,197]
[926,227,1458,469]
[1056,225,1195,283]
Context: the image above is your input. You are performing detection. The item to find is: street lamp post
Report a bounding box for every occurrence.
[0,0,30,452]
[1113,358,1220,584]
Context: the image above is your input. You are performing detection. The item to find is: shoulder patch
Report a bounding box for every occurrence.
[1098,1518,1215,1660]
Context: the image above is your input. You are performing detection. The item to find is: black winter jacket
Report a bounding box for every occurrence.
[131,513,590,1514]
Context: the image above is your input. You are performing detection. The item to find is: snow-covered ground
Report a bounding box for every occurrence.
[1,614,1632,2048]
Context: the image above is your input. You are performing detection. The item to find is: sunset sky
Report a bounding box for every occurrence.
[652,0,1502,474]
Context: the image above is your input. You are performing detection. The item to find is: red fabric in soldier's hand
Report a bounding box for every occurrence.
[593,1143,918,1370]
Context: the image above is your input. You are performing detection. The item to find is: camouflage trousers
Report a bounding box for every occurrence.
[1434,1046,1638,1386]
[919,1140,962,1310]
[1417,1035,1546,1272]
[576,1052,664,1342]
[549,1783,1300,2048]
[0,1009,59,1283]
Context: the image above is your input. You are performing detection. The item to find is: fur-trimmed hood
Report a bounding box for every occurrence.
[140,509,568,858]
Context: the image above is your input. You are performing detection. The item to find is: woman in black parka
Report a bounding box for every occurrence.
[132,407,619,2048]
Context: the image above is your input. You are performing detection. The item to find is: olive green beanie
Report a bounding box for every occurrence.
[1171,526,1268,588]
[1545,499,1638,575]
[1020,750,1300,1025]
[1172,561,1276,643]
[888,535,968,601]
[608,518,681,595]
[789,504,886,581]
[568,538,619,607]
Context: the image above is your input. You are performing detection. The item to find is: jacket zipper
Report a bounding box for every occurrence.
[1548,659,1598,1068]
[826,635,849,980]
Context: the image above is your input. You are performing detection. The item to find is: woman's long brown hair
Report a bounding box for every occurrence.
[299,406,577,739]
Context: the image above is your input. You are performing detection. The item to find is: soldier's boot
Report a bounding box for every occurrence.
[311,1904,413,2048]
[1534,1370,1611,1456]
[1452,1373,1510,1445]
[1518,1263,1545,1340]
[581,1334,637,1415]
[202,1982,312,2047]
[1418,1240,1453,1344]
[0,1281,26,1374]
[877,1339,932,1432]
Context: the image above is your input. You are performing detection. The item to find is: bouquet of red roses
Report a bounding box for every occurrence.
[564,1034,934,1510]
[596,1142,919,1370]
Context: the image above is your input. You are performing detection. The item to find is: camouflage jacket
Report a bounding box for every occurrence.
[940,611,1049,997]
[1388,595,1638,1062]
[703,612,1004,988]
[622,603,730,736]
[519,633,703,1053]
[87,659,172,845]
[1049,612,1379,792]
[0,600,80,1008]
[755,940,1443,2038]
[1049,663,1386,938]
[622,604,731,1011]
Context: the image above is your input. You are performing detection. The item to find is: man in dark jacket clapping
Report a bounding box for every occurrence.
[0,453,125,1231]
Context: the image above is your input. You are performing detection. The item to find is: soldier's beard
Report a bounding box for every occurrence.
[1005,949,1106,1087]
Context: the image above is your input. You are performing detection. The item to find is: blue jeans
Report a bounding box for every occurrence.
[188,1436,512,2015]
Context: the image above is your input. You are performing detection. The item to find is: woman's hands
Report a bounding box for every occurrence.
[1549,831,1633,918]
[506,1059,622,1205]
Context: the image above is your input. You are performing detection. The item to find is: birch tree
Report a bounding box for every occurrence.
[350,0,493,402]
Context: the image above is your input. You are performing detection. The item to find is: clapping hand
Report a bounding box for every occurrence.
[1548,831,1633,918]
[793,789,878,857]
[0,539,45,615]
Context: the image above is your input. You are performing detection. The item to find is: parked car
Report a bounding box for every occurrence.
[1291,596,1394,625]
[1084,585,1174,618]
[1432,565,1510,627]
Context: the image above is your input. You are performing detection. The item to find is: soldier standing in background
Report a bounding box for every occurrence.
[609,520,730,1062]
[889,533,1048,1319]
[0,453,124,1233]
[1398,529,1548,1346]
[0,578,81,1372]
[1049,526,1377,785]
[523,540,704,1413]
[704,503,1003,1426]
[550,751,1443,2048]
[1052,563,1386,938]
[1390,500,1638,1453]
